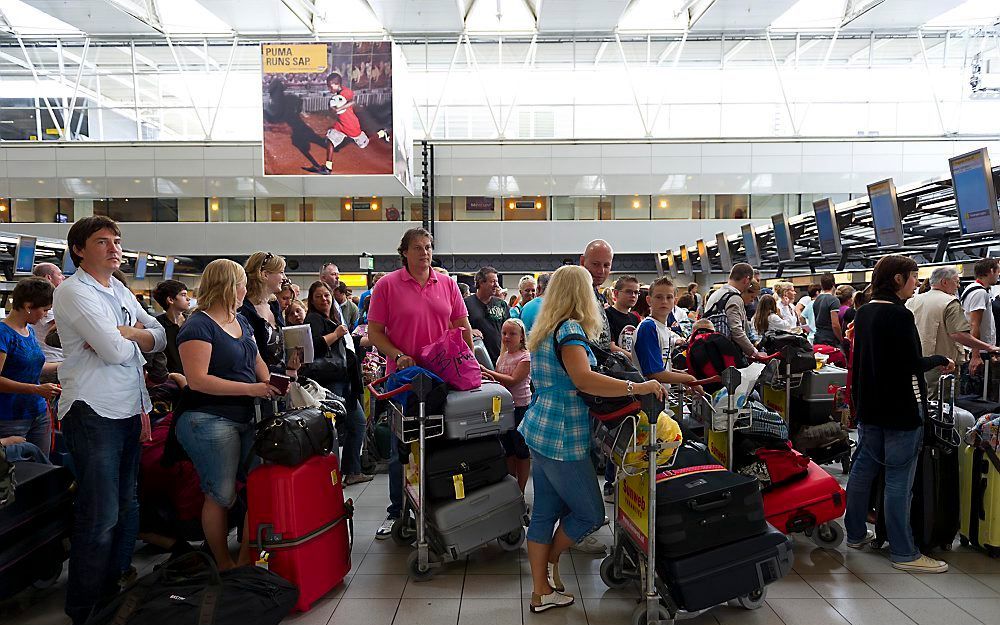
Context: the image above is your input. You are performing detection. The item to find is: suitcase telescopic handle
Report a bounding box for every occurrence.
[688,491,731,512]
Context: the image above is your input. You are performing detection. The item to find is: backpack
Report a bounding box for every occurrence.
[0,443,13,508]
[703,290,740,339]
[553,320,645,426]
[686,328,749,393]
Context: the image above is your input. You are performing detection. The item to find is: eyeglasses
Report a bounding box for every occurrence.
[618,289,640,296]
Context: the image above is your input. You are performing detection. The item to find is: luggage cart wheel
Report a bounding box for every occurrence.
[941,542,954,551]
[810,522,845,549]
[406,550,436,582]
[391,516,417,547]
[734,587,766,610]
[630,602,670,625]
[497,528,525,552]
[599,555,629,589]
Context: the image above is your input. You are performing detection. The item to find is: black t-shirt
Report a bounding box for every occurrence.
[176,311,259,422]
[605,307,642,353]
[813,293,840,346]
[238,300,286,374]
[155,312,184,375]
[464,295,509,363]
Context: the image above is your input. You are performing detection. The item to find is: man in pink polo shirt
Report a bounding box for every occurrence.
[367,227,473,538]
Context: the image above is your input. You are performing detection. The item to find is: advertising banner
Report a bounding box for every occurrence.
[262,41,394,176]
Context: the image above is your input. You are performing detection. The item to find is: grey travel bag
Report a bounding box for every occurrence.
[441,382,516,440]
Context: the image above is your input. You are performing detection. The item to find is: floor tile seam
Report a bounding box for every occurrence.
[825,595,918,625]
[944,597,990,625]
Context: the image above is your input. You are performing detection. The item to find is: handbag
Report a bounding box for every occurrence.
[84,551,297,625]
[253,403,344,466]
[416,328,482,391]
[553,319,645,425]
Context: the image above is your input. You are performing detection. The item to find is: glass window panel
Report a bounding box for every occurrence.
[652,195,706,219]
[709,194,750,219]
[453,196,500,221]
[750,194,796,219]
[107,198,154,222]
[502,197,547,221]
[256,197,303,222]
[11,198,61,223]
[553,196,599,221]
[154,198,180,222]
[309,197,343,222]
[207,198,252,222]
[613,195,650,220]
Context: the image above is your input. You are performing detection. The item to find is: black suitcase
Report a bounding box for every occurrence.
[425,436,508,502]
[956,396,1000,418]
[655,442,768,558]
[0,462,74,600]
[657,526,793,612]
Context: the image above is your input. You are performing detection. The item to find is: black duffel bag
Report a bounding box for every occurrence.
[85,552,297,625]
[253,402,343,466]
[553,319,644,426]
[760,330,812,355]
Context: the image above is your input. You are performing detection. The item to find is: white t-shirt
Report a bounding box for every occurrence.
[962,283,996,347]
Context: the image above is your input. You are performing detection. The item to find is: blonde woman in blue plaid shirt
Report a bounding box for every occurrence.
[519,266,664,613]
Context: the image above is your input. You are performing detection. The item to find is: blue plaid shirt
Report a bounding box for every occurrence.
[519,320,596,461]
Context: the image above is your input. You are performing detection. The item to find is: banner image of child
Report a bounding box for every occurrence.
[262,41,394,176]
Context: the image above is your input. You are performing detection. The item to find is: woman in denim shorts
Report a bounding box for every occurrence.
[175,259,283,571]
[518,265,664,613]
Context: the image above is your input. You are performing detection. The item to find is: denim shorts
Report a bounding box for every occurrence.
[526,450,605,544]
[175,410,255,508]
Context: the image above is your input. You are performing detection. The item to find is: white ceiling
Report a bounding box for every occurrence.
[0,0,996,37]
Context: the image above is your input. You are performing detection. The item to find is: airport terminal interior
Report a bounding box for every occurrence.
[3,1,1000,624]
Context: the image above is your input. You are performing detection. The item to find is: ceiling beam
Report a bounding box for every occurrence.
[102,0,165,34]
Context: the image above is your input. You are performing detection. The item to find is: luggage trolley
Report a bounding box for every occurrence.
[763,347,855,474]
[599,378,768,625]
[366,372,527,581]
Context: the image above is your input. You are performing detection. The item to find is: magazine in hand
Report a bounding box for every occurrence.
[281,324,315,365]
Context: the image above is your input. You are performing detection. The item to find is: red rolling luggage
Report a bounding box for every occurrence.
[763,460,846,541]
[248,453,353,612]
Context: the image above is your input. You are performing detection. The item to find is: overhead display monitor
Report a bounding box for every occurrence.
[741,224,761,267]
[696,239,712,274]
[679,245,692,275]
[163,256,176,280]
[134,252,148,280]
[867,178,904,247]
[14,236,36,275]
[813,198,842,256]
[666,249,678,278]
[61,248,76,276]
[949,148,1000,236]
[771,214,795,262]
[716,232,734,272]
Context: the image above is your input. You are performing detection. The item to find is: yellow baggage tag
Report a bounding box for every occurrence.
[453,474,466,500]
[492,396,501,422]
[331,470,339,486]
[255,551,270,570]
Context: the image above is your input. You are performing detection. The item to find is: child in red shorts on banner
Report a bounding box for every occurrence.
[320,72,390,173]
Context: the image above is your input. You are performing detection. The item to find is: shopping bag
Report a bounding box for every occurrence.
[416,328,482,391]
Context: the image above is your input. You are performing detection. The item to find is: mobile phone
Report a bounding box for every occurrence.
[268,373,291,394]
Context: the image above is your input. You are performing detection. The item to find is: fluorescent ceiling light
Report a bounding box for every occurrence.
[158,0,233,34]
[924,0,1000,28]
[770,0,848,30]
[465,0,536,33]
[0,0,83,35]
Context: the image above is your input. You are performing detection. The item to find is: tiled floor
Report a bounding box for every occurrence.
[5,471,1000,625]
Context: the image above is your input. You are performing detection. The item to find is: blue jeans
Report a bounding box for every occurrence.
[175,410,255,508]
[0,410,51,458]
[527,451,605,544]
[62,401,141,625]
[845,424,923,563]
[331,382,366,476]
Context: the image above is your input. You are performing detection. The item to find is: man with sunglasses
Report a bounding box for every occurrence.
[52,216,166,625]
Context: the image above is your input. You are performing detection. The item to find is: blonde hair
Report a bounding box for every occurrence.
[500,318,527,356]
[285,299,306,324]
[245,251,286,304]
[196,259,246,318]
[527,265,602,352]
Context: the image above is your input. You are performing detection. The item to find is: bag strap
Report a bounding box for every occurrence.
[705,290,737,318]
[110,552,221,625]
[961,283,987,304]
[552,319,592,371]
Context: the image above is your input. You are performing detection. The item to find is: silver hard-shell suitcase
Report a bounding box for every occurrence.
[428,476,527,560]
[791,366,847,401]
[441,382,515,440]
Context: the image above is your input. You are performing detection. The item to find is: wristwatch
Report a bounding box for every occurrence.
[626,380,635,398]
[394,353,406,366]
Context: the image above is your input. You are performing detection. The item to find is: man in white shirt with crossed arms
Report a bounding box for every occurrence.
[54,216,165,625]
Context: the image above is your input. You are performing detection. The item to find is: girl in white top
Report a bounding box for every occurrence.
[775,283,802,329]
[753,295,795,336]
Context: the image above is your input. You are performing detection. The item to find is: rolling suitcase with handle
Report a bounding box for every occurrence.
[428,475,527,560]
[248,453,353,612]
[764,460,846,543]
[424,436,508,502]
[441,383,516,440]
[960,443,1000,557]
[656,525,793,612]
[654,441,768,559]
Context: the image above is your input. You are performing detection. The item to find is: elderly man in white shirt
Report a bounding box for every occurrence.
[53,216,165,625]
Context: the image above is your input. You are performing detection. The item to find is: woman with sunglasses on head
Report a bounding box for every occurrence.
[240,252,300,383]
[175,259,282,571]
[301,280,372,485]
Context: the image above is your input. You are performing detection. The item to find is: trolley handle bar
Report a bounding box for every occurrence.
[686,376,720,388]
[753,352,782,363]
[366,376,412,401]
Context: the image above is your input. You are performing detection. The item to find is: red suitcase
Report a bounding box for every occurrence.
[763,460,845,535]
[248,454,353,612]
